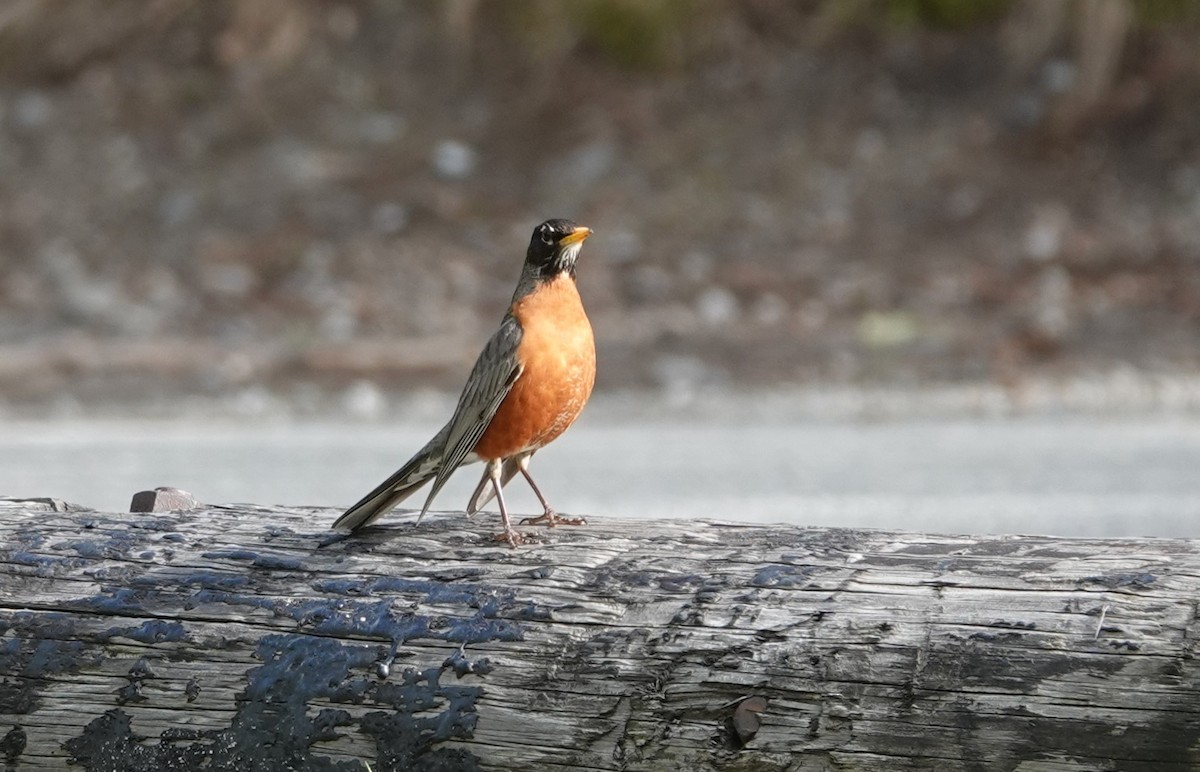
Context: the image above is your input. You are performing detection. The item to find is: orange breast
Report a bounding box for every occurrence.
[472,274,595,461]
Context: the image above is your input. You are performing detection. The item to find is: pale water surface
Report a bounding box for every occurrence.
[3,415,1199,538]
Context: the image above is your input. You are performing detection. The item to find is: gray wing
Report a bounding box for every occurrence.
[417,313,524,517]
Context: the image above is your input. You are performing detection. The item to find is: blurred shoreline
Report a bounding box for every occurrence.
[5,368,1200,423]
[3,3,1199,417]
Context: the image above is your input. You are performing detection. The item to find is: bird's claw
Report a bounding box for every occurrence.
[494,528,537,548]
[519,509,587,528]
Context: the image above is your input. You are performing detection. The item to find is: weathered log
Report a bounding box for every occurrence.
[2,496,1199,771]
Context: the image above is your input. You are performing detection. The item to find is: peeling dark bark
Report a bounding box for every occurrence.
[1,497,1199,771]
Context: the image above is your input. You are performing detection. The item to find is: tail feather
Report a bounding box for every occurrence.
[333,428,452,531]
[331,465,439,530]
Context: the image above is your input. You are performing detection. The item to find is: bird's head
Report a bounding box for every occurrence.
[524,219,592,280]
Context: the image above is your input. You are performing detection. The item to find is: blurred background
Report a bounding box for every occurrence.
[3,0,1200,535]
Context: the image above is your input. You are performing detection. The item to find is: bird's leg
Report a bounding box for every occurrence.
[487,460,528,547]
[517,465,586,527]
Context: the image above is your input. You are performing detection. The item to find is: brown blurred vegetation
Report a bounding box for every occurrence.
[1,0,1199,411]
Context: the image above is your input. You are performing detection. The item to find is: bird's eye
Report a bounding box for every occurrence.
[540,230,554,245]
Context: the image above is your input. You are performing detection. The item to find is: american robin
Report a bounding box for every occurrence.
[332,218,596,546]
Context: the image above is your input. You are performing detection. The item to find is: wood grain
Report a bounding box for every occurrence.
[1,497,1198,770]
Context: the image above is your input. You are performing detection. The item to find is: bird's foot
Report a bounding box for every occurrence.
[493,528,536,548]
[519,508,587,528]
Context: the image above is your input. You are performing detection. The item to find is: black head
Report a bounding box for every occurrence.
[524,218,592,280]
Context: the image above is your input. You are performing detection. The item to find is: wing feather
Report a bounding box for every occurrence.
[416,314,524,518]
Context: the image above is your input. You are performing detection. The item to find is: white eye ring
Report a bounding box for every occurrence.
[540,230,554,245]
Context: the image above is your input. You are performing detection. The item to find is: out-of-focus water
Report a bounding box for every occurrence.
[3,414,1199,538]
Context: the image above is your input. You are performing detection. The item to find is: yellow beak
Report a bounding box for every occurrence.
[559,226,592,247]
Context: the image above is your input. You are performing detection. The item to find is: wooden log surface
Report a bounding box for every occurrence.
[1,496,1199,771]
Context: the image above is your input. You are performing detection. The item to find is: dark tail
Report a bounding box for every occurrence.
[332,446,441,531]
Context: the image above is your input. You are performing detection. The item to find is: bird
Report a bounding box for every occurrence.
[332,218,596,546]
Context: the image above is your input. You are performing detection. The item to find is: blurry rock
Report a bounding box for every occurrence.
[1170,165,1200,198]
[1025,206,1071,261]
[4,271,42,310]
[962,113,998,148]
[431,140,476,179]
[118,302,167,337]
[199,262,255,299]
[809,166,854,235]
[1042,58,1077,94]
[217,0,311,71]
[740,194,776,228]
[602,229,642,265]
[751,293,787,326]
[50,394,84,419]
[327,4,360,40]
[158,189,199,227]
[289,382,324,414]
[342,379,386,419]
[947,184,983,221]
[854,128,885,163]
[230,386,282,417]
[627,265,673,304]
[105,135,148,195]
[1007,92,1046,129]
[214,352,256,385]
[283,242,336,306]
[13,91,51,129]
[538,140,617,208]
[444,259,485,313]
[270,138,358,187]
[679,251,714,284]
[320,301,358,342]
[40,240,125,324]
[858,311,919,348]
[924,273,970,309]
[1002,0,1070,79]
[371,201,409,235]
[1034,265,1073,339]
[797,300,829,332]
[652,354,710,406]
[272,241,334,308]
[695,287,739,326]
[558,140,616,186]
[824,272,875,311]
[359,112,404,144]
[299,188,366,233]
